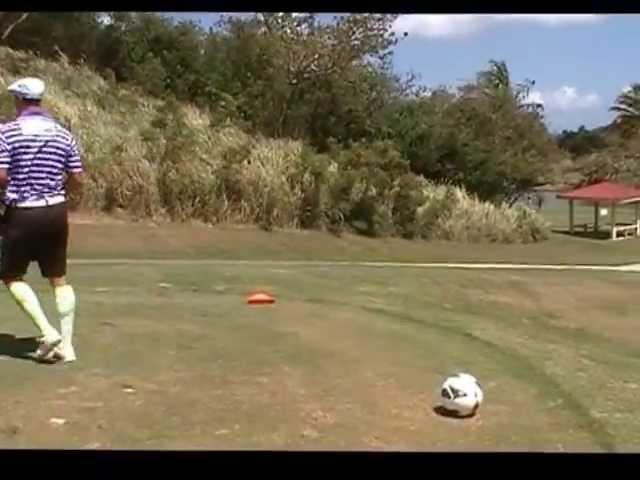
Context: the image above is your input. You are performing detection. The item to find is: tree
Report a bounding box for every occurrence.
[556,126,608,157]
[93,12,135,82]
[93,13,211,104]
[476,60,544,119]
[204,13,407,149]
[382,79,561,204]
[2,13,101,63]
[611,84,640,136]
[477,59,512,92]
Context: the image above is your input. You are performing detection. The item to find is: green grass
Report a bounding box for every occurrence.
[0,220,638,450]
[1,257,639,450]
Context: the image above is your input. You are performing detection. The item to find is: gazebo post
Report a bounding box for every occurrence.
[611,202,617,240]
[569,200,575,234]
[594,202,599,233]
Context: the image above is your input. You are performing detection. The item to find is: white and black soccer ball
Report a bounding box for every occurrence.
[439,373,484,417]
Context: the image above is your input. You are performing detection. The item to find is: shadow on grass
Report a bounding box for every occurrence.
[0,334,41,363]
[432,405,477,420]
[551,229,614,241]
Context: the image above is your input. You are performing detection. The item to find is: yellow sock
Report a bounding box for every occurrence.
[54,285,75,348]
[8,282,58,339]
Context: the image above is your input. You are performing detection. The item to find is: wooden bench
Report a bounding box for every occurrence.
[612,222,640,240]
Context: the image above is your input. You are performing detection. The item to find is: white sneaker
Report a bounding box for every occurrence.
[45,343,77,363]
[32,334,62,362]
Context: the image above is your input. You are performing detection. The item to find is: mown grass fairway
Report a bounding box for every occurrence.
[1,232,639,450]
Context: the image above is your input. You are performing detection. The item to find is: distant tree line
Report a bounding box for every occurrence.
[11,12,633,200]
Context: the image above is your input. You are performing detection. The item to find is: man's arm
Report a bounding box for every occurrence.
[0,170,8,190]
[0,132,11,190]
[65,136,84,201]
[65,172,84,205]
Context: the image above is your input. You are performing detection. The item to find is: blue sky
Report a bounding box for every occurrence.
[170,13,640,133]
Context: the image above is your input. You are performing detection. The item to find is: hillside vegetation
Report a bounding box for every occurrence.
[0,47,549,243]
[0,13,569,243]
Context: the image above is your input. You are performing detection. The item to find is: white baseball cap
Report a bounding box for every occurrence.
[7,77,46,100]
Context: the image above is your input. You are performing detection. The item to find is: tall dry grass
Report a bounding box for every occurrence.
[416,182,548,243]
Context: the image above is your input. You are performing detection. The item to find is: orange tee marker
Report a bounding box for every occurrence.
[246,292,276,305]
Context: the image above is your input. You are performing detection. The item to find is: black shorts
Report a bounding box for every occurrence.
[0,202,69,279]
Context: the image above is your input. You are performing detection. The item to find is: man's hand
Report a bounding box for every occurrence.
[66,172,84,191]
[0,169,8,190]
[65,172,84,208]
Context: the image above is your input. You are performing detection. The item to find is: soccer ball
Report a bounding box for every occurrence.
[439,373,484,417]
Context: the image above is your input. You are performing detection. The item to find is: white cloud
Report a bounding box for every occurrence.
[394,14,603,39]
[524,90,545,106]
[527,86,601,112]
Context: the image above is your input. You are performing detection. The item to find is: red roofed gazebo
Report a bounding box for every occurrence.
[557,181,640,240]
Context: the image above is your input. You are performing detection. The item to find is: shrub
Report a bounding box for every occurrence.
[416,183,549,243]
[391,173,427,239]
[323,141,409,237]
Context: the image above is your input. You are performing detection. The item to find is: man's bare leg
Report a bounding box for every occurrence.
[48,276,76,363]
[3,277,61,358]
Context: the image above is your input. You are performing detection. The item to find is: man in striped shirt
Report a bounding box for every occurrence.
[0,77,84,363]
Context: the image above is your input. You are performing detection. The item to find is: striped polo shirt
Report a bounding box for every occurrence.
[0,107,83,205]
